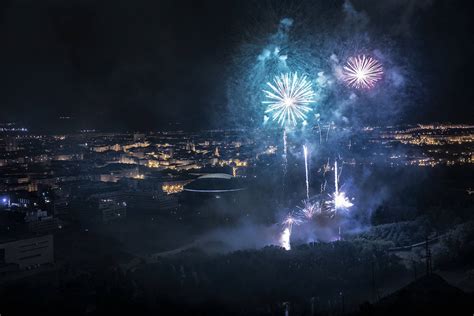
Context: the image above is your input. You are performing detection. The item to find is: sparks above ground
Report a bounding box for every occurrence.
[342,55,383,89]
[262,72,315,127]
[298,200,321,220]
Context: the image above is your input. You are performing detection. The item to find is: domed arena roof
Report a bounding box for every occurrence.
[197,173,233,180]
[183,173,246,193]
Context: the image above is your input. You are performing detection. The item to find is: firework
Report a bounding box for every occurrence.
[280,212,302,250]
[333,191,354,210]
[281,130,288,196]
[303,145,310,199]
[263,72,315,127]
[282,212,303,229]
[298,200,321,220]
[325,191,353,217]
[342,55,383,89]
[326,160,353,214]
[283,129,288,173]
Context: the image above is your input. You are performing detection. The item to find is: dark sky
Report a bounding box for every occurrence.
[0,0,473,131]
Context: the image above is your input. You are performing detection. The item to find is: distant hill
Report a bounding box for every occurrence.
[356,274,473,315]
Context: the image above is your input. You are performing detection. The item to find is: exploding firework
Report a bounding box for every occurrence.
[333,191,354,210]
[342,55,383,89]
[298,200,321,220]
[325,191,354,217]
[282,212,303,228]
[263,72,315,126]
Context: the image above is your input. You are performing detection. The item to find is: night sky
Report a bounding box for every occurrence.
[0,0,473,131]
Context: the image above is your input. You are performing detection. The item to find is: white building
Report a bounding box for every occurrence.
[0,234,54,270]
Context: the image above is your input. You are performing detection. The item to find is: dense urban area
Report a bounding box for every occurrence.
[1,122,473,314]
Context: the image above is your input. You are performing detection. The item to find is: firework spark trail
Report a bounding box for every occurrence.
[321,180,327,193]
[263,72,315,127]
[317,122,322,144]
[283,129,288,167]
[342,55,383,89]
[327,160,354,214]
[323,159,330,176]
[303,145,309,199]
[326,123,332,142]
[282,129,288,196]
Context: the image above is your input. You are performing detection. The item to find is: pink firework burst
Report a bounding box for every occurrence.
[342,55,383,89]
